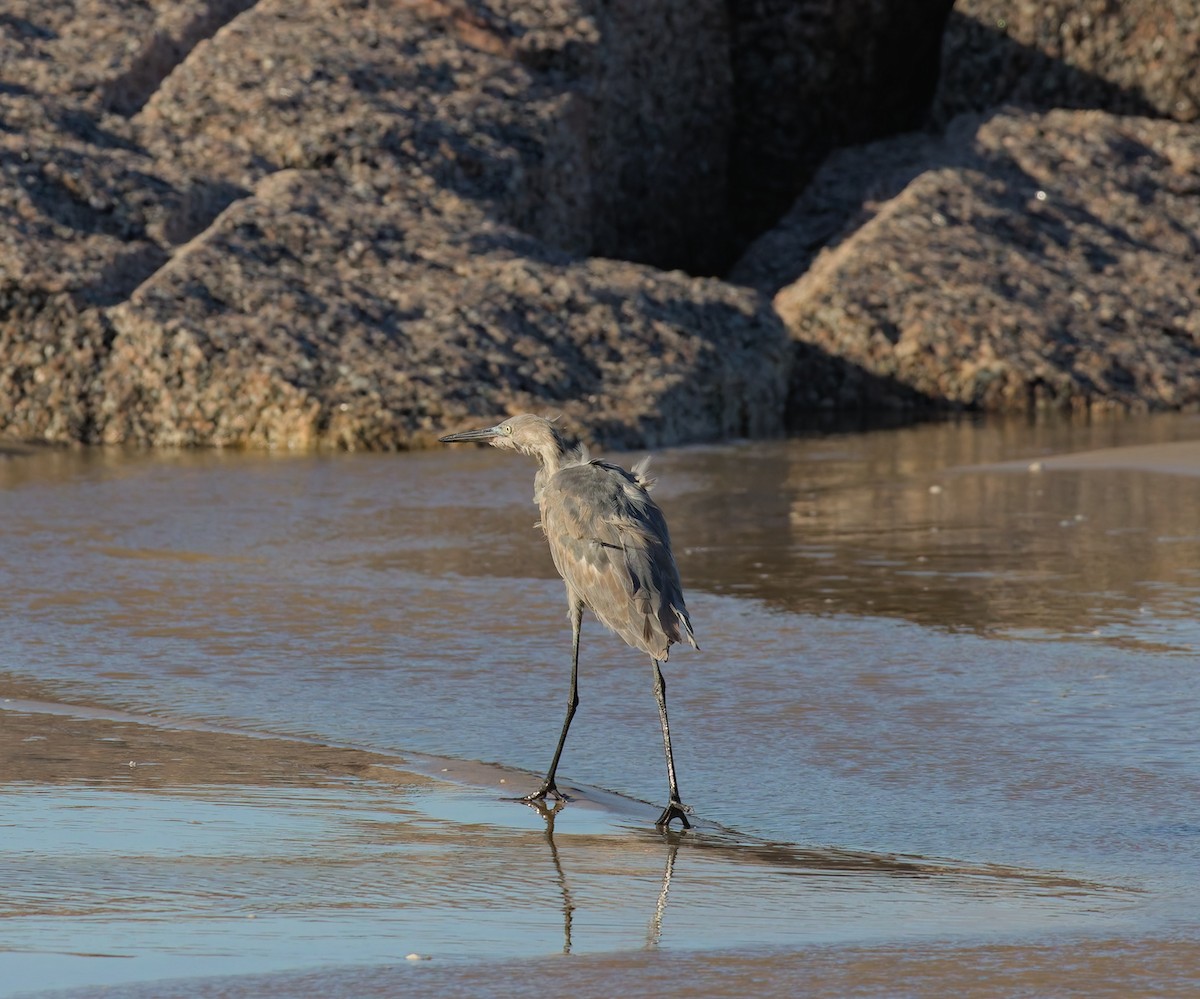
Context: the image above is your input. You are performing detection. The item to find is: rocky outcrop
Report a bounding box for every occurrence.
[732,1,1200,417]
[97,170,785,449]
[2,0,1198,449]
[0,0,787,449]
[746,109,1200,413]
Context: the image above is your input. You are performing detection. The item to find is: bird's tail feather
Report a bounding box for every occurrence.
[631,456,656,491]
[673,604,699,651]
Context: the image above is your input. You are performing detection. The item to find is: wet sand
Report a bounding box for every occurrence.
[983,438,1200,478]
[52,938,1200,999]
[0,689,1150,997]
[3,413,1200,996]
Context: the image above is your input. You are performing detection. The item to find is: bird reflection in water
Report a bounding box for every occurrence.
[524,798,681,954]
[518,795,1114,956]
[525,798,576,954]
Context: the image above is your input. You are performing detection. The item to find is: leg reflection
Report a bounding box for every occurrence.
[524,798,575,954]
[523,799,684,954]
[645,832,681,949]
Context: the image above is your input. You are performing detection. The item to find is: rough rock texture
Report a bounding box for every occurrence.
[756,109,1200,413]
[934,0,1200,125]
[0,0,786,449]
[572,0,733,273]
[731,0,1200,417]
[4,0,1200,448]
[98,170,785,449]
[130,0,733,271]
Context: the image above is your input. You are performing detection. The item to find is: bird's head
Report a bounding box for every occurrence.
[439,414,567,461]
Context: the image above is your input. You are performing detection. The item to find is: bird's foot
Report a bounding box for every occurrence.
[516,779,568,804]
[655,799,692,831]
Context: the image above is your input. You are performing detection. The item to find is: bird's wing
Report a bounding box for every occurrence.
[541,460,696,659]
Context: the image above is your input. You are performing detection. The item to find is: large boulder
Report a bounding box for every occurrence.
[746,108,1200,412]
[130,0,733,271]
[6,0,1196,446]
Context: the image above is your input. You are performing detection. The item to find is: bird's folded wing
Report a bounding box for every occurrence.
[541,461,690,657]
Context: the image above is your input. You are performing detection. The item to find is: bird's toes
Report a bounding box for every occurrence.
[654,800,692,831]
[517,782,568,804]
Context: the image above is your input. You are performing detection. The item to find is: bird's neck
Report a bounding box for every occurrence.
[521,428,569,475]
[537,446,567,476]
[530,448,556,499]
[528,433,572,505]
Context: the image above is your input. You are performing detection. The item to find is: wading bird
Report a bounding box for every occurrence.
[439,414,698,829]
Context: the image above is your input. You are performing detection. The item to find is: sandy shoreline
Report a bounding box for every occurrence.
[1,684,430,796]
[42,936,1200,999]
[0,680,1166,998]
[3,682,1114,885]
[970,438,1200,478]
[5,420,1199,996]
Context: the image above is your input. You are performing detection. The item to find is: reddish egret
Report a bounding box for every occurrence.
[439,414,698,829]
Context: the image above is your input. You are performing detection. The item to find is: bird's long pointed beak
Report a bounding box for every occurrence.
[438,424,502,444]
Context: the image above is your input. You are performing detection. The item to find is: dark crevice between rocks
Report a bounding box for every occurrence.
[79,246,172,309]
[159,179,253,246]
[701,4,1170,285]
[719,0,957,275]
[99,0,261,117]
[8,145,248,308]
[784,340,951,429]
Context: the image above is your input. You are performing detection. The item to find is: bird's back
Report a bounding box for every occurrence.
[539,457,697,660]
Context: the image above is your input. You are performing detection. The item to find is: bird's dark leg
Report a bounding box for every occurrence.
[522,600,583,803]
[652,659,691,830]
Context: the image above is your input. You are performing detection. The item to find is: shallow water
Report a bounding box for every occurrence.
[2,413,1199,996]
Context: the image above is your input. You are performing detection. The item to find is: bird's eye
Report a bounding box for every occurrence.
[501,424,512,435]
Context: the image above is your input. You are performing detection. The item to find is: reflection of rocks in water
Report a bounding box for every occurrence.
[370,416,1200,639]
[314,410,1200,638]
[672,418,1200,638]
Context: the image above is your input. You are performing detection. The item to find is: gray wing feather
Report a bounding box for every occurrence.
[540,460,697,660]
